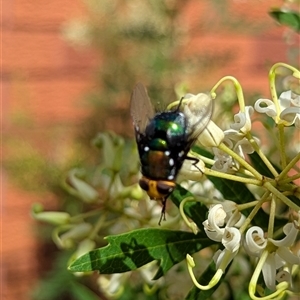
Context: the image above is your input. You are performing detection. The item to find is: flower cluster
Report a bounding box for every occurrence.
[31,63,299,300]
[180,63,300,300]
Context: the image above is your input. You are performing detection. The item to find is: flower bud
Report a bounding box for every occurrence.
[60,223,93,248]
[31,203,70,225]
[196,120,224,147]
[66,168,99,203]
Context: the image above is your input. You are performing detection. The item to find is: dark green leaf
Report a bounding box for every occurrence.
[249,152,281,178]
[69,281,100,300]
[170,184,208,229]
[69,228,214,280]
[269,9,300,32]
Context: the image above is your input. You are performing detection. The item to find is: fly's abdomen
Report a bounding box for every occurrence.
[141,149,176,180]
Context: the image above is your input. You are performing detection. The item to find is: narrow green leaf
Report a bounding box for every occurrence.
[69,281,100,300]
[69,228,214,280]
[269,9,300,32]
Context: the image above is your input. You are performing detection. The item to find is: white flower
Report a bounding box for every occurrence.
[203,204,242,254]
[245,221,300,291]
[255,90,300,127]
[211,148,237,173]
[230,106,254,134]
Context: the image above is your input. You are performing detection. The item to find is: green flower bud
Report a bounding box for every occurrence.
[66,169,99,203]
[31,203,70,225]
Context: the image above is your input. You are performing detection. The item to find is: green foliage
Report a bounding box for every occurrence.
[269,9,300,32]
[69,228,214,279]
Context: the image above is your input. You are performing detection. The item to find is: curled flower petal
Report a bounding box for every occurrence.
[254,99,277,117]
[280,107,300,126]
[224,129,245,142]
[234,138,256,155]
[213,248,238,270]
[278,91,293,109]
[203,221,224,242]
[230,106,254,134]
[276,247,300,265]
[222,227,241,252]
[212,155,234,173]
[244,226,267,256]
[208,204,227,229]
[269,221,298,247]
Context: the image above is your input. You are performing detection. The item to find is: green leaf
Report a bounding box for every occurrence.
[170,184,208,229]
[269,9,300,32]
[69,281,100,300]
[69,228,214,280]
[248,152,281,178]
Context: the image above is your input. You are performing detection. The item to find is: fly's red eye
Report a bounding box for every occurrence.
[156,181,174,195]
[139,178,149,191]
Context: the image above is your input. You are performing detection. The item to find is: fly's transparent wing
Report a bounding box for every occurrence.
[130,82,155,133]
[183,93,213,139]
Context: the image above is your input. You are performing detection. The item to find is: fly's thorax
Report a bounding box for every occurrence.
[139,176,176,200]
[145,111,188,148]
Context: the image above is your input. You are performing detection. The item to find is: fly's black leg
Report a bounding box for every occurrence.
[185,155,203,173]
[158,198,167,225]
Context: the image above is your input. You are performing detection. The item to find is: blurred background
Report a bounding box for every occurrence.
[2,0,299,299]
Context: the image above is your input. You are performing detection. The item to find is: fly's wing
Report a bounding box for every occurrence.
[183,94,213,140]
[130,82,155,134]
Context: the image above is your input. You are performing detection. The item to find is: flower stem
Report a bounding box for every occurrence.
[277,152,300,181]
[179,197,199,234]
[249,249,289,300]
[246,132,279,178]
[210,76,245,112]
[186,254,224,290]
[204,167,262,186]
[239,191,271,234]
[277,124,287,169]
[267,196,276,239]
[264,182,300,212]
[218,143,263,180]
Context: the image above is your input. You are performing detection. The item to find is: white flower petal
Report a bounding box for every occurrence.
[208,204,227,229]
[276,247,300,265]
[230,106,254,133]
[276,270,291,284]
[204,226,224,242]
[244,226,267,256]
[269,221,298,247]
[254,99,277,117]
[224,129,245,142]
[232,138,255,160]
[290,94,300,107]
[196,120,225,147]
[280,107,300,124]
[213,248,238,270]
[222,227,241,252]
[278,91,293,109]
[262,253,277,291]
